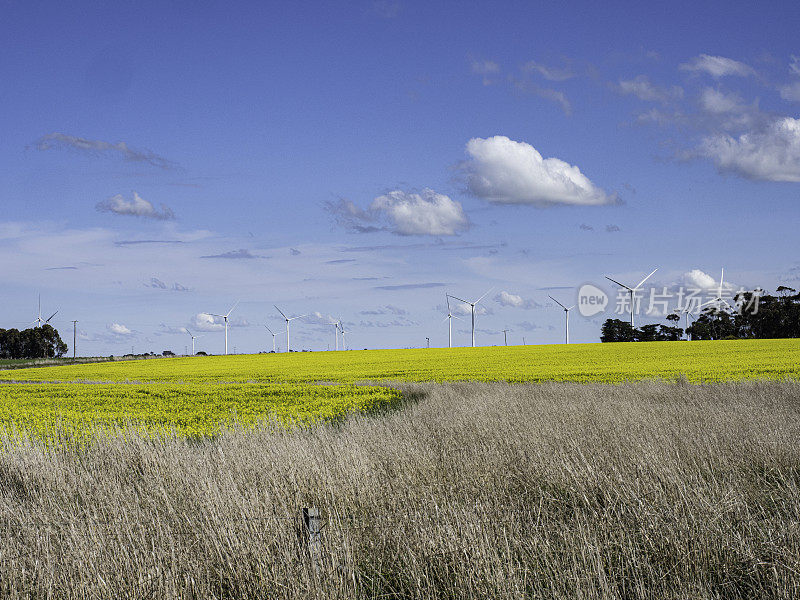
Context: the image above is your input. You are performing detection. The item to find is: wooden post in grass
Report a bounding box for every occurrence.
[302,507,322,573]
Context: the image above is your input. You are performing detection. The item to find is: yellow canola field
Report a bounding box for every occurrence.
[0,383,400,443]
[1,339,798,385]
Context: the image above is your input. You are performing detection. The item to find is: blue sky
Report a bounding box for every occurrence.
[2,1,799,354]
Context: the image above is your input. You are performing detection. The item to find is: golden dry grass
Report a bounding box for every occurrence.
[1,380,798,599]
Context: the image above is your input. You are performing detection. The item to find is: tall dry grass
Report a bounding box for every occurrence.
[0,380,798,599]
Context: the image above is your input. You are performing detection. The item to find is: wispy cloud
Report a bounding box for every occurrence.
[115,239,185,246]
[200,249,264,259]
[35,132,175,169]
[96,192,175,220]
[471,59,501,85]
[146,277,190,291]
[522,60,574,81]
[679,54,755,78]
[494,291,541,309]
[617,75,683,104]
[374,282,446,291]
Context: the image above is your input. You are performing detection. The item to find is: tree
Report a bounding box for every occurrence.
[0,325,67,359]
[600,319,635,342]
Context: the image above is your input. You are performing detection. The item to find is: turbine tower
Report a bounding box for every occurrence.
[185,329,203,355]
[329,320,340,351]
[33,295,58,328]
[209,301,239,355]
[548,295,575,344]
[502,328,510,346]
[681,309,695,341]
[604,268,658,328]
[263,324,278,352]
[339,320,347,350]
[443,295,462,348]
[447,288,493,348]
[274,306,306,353]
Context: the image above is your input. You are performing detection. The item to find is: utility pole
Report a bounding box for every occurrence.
[72,320,78,359]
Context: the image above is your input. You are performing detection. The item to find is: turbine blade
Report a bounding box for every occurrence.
[448,294,469,304]
[45,310,58,322]
[548,295,567,310]
[718,268,724,298]
[566,305,575,311]
[474,287,494,305]
[274,305,288,320]
[634,268,658,290]
[226,300,240,317]
[604,276,632,290]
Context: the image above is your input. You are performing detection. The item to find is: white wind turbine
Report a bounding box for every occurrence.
[338,320,348,350]
[680,308,695,341]
[208,301,239,356]
[185,329,203,355]
[548,295,575,344]
[33,295,58,328]
[604,268,658,328]
[447,288,493,348]
[698,268,732,312]
[442,295,462,348]
[329,319,340,351]
[263,324,278,352]
[274,306,307,353]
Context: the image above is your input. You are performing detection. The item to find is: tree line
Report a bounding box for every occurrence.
[0,325,68,359]
[601,286,800,342]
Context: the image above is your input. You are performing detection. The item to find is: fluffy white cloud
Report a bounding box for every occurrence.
[494,290,539,309]
[680,54,755,78]
[328,190,468,236]
[96,192,175,220]
[370,190,469,236]
[683,269,717,290]
[618,76,682,104]
[462,136,615,206]
[698,117,800,182]
[191,313,224,332]
[108,323,133,336]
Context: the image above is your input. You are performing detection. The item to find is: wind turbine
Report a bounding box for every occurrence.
[442,295,462,348]
[33,295,58,328]
[698,268,732,312]
[338,320,348,350]
[329,320,340,351]
[274,306,307,352]
[548,295,575,344]
[604,268,658,328]
[185,329,203,355]
[681,309,695,341]
[263,324,278,352]
[447,288,493,347]
[501,328,510,346]
[209,301,239,355]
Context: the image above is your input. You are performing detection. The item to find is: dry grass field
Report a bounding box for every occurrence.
[1,379,798,599]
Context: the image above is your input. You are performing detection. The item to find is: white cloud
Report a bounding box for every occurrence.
[779,82,800,102]
[680,54,755,78]
[618,76,682,104]
[700,88,747,113]
[108,323,133,336]
[698,117,800,182]
[471,59,500,85]
[494,290,539,309]
[522,60,574,82]
[462,136,616,206]
[329,190,468,236]
[96,192,175,220]
[370,190,469,236]
[683,269,717,290]
[191,313,224,332]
